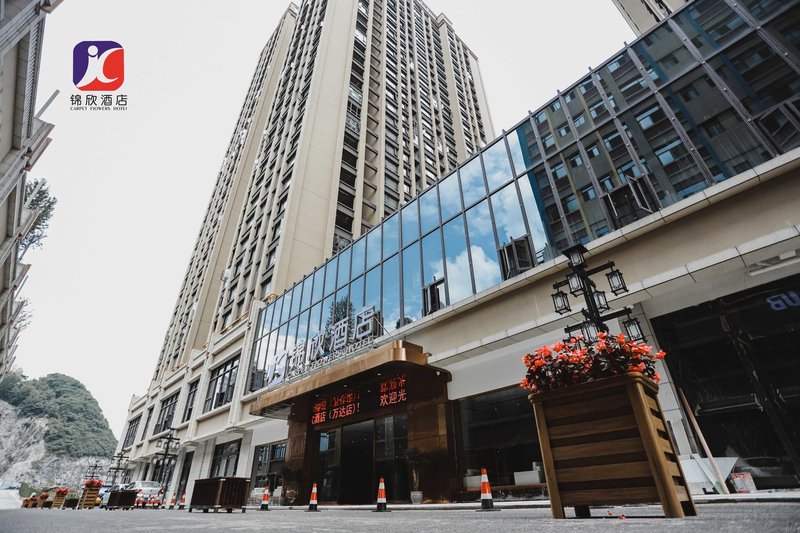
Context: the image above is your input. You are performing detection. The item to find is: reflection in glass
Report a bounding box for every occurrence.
[365,266,381,315]
[401,200,419,246]
[438,172,462,222]
[367,227,382,269]
[336,247,351,289]
[483,139,514,192]
[490,183,527,247]
[300,275,313,312]
[324,257,337,297]
[465,200,501,292]
[421,229,444,288]
[518,175,555,262]
[383,214,399,259]
[676,0,748,58]
[289,284,302,318]
[508,123,535,174]
[443,216,472,304]
[350,275,365,311]
[351,237,366,278]
[311,267,324,305]
[419,186,440,236]
[460,156,486,207]
[383,255,401,332]
[402,243,422,325]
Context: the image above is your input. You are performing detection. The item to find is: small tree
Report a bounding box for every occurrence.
[20,178,57,255]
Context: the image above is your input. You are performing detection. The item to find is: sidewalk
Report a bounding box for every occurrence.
[245,490,800,512]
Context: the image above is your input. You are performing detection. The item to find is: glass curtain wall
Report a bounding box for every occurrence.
[248,0,800,394]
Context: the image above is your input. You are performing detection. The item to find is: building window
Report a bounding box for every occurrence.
[499,237,534,280]
[251,440,288,490]
[203,356,240,413]
[122,415,141,449]
[581,185,597,201]
[423,278,445,316]
[154,392,179,434]
[182,380,199,423]
[140,407,154,442]
[210,439,241,478]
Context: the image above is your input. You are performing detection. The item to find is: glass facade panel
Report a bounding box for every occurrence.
[402,243,422,324]
[600,52,648,110]
[709,33,800,115]
[438,172,462,222]
[324,257,337,297]
[634,23,693,87]
[300,275,313,312]
[366,227,382,269]
[490,182,527,246]
[764,5,800,63]
[337,247,351,289]
[664,67,770,181]
[401,200,419,246]
[460,155,486,207]
[739,0,785,21]
[419,186,440,236]
[465,200,501,292]
[507,122,536,175]
[365,266,381,315]
[421,228,444,288]
[383,214,400,259]
[482,139,514,192]
[350,275,364,310]
[518,175,556,263]
[311,267,325,305]
[676,0,749,58]
[443,216,472,304]
[382,254,401,332]
[351,237,366,278]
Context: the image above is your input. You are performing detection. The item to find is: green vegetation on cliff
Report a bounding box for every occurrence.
[0,372,116,457]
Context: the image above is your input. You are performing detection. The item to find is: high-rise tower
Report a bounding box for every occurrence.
[123,0,493,497]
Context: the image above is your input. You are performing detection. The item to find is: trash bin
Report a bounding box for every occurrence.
[188,477,250,513]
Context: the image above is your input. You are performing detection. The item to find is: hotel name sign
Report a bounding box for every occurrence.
[262,306,381,390]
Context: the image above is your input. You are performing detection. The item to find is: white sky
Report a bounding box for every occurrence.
[19,0,634,438]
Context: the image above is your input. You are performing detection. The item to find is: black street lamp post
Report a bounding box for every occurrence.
[156,428,179,508]
[107,452,129,486]
[551,244,643,342]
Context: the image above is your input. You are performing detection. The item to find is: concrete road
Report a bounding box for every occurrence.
[0,503,799,532]
[0,490,20,510]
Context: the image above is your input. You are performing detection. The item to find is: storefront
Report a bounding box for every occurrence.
[652,274,800,489]
[250,341,453,504]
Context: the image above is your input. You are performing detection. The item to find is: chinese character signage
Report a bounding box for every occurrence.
[262,305,381,390]
[310,373,408,425]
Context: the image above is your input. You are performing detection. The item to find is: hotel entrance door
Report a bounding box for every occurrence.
[341,420,374,504]
[314,413,409,504]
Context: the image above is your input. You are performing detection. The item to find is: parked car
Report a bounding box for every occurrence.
[99,484,127,508]
[123,481,162,500]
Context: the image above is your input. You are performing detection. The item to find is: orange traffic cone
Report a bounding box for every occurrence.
[135,495,141,508]
[373,477,389,512]
[178,493,186,511]
[260,485,270,511]
[476,467,500,512]
[169,493,176,510]
[306,483,320,512]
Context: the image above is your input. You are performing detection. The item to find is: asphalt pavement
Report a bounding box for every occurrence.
[0,503,799,532]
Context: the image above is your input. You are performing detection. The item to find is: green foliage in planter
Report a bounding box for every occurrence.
[0,372,117,457]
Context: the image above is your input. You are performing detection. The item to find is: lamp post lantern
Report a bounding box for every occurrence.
[552,244,641,342]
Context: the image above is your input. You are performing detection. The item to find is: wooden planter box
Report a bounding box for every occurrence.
[36,495,50,508]
[530,372,696,518]
[78,487,101,509]
[52,493,68,509]
[188,477,250,513]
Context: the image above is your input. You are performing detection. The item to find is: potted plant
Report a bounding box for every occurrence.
[402,448,428,505]
[78,479,103,509]
[521,332,696,519]
[53,487,70,509]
